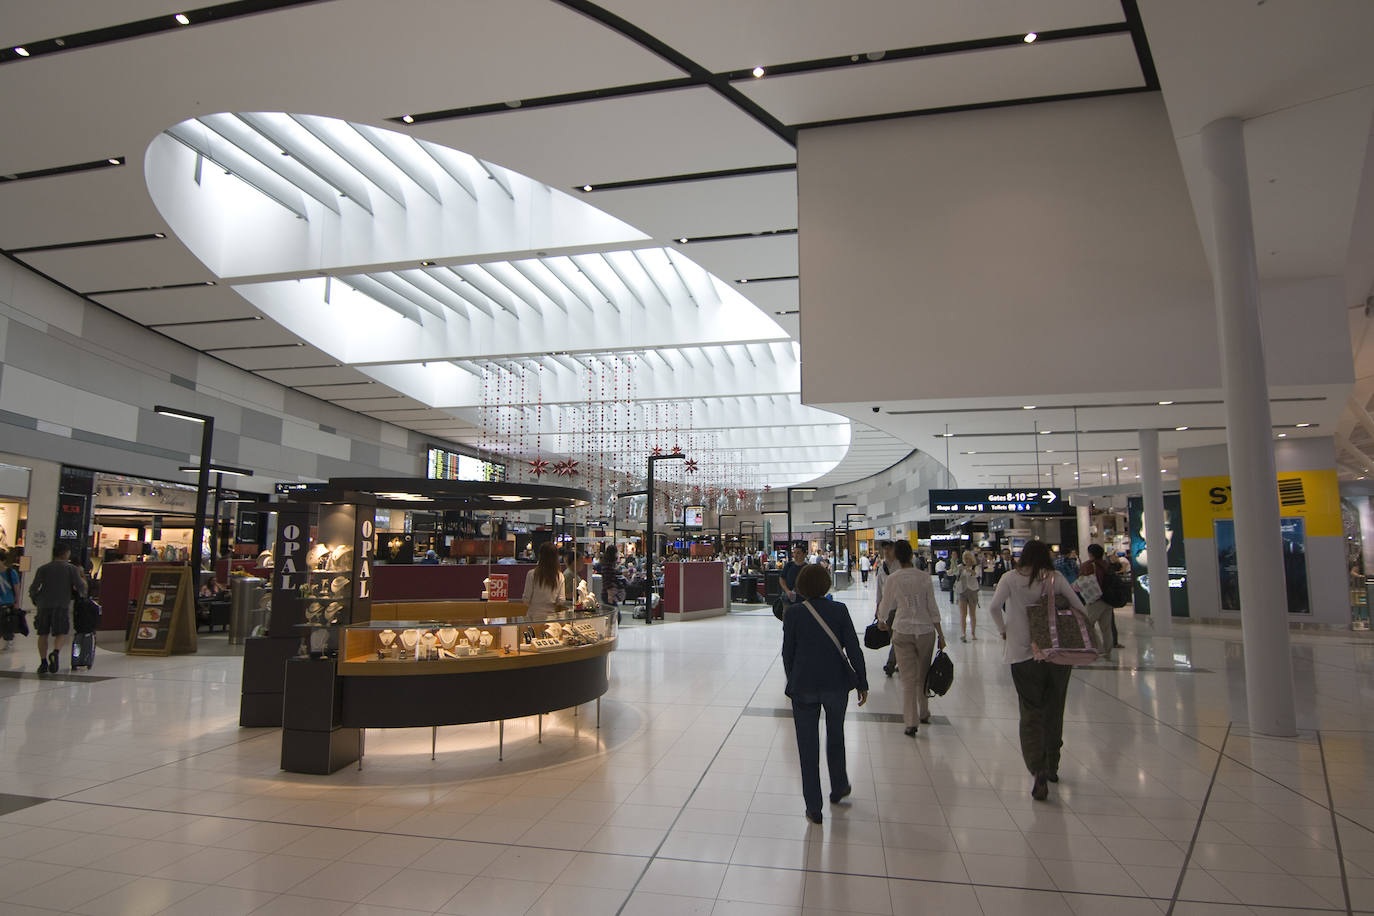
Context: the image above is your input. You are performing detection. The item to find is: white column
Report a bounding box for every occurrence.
[1357,496,1374,582]
[1076,504,1092,555]
[1200,117,1296,737]
[1137,429,1172,636]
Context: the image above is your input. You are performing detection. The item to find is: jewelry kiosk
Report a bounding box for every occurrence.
[249,478,606,774]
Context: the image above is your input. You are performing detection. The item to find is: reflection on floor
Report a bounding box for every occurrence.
[0,579,1370,915]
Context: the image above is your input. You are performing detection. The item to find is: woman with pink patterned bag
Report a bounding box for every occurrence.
[988,540,1089,801]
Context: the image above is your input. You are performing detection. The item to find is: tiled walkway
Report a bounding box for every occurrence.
[0,581,1370,915]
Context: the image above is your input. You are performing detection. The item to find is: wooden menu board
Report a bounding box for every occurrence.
[127,565,197,656]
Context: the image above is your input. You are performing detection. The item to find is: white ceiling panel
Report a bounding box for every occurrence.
[679,235,799,284]
[740,33,1143,125]
[213,343,335,371]
[160,319,302,351]
[731,278,799,320]
[600,0,1123,72]
[0,0,191,48]
[17,237,214,293]
[257,366,378,388]
[589,171,797,241]
[0,167,169,250]
[92,283,259,325]
[415,88,795,192]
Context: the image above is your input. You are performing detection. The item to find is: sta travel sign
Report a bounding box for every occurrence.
[929,488,1062,514]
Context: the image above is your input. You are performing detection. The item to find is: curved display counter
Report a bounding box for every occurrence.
[283,603,615,774]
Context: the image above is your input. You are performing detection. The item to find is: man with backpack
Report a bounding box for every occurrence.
[28,546,86,675]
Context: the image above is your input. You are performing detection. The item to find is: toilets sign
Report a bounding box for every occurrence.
[929,488,1062,515]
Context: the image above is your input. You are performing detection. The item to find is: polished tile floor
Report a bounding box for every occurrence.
[0,580,1371,915]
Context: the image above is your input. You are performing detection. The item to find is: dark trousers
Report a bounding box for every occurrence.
[1009,660,1072,776]
[860,570,869,583]
[791,690,850,814]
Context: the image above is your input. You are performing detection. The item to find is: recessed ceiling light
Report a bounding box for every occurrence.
[1277,433,1287,438]
[1022,405,1036,410]
[1158,400,1174,405]
[420,260,434,266]
[581,184,593,192]
[1175,426,1188,431]
[14,47,29,57]
[174,13,190,25]
[154,232,166,238]
[107,158,121,165]
[1136,474,1142,479]
[752,66,765,77]
[401,114,415,124]
[738,278,748,283]
[1296,422,1311,427]
[1116,457,1124,462]
[1039,429,1051,434]
[1024,32,1038,43]
[967,450,976,454]
[940,433,954,438]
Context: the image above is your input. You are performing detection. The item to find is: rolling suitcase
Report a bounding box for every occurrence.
[71,631,96,670]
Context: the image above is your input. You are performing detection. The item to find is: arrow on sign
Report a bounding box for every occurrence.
[1043,490,1058,504]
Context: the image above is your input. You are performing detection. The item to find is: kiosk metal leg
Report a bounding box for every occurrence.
[431,726,437,761]
[597,697,601,729]
[498,720,504,761]
[538,714,543,743]
[358,728,365,770]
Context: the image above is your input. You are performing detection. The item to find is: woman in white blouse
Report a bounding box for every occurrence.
[877,539,946,735]
[523,543,565,618]
[988,540,1087,801]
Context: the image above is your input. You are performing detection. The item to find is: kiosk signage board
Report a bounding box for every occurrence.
[930,488,1062,514]
[128,565,196,655]
[487,573,509,601]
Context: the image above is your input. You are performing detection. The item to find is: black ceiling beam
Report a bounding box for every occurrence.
[1119,0,1161,90]
[7,232,166,254]
[551,0,797,146]
[83,280,216,296]
[676,228,797,245]
[0,157,124,183]
[791,85,1154,132]
[719,22,1132,82]
[392,77,695,125]
[0,0,332,65]
[578,163,795,193]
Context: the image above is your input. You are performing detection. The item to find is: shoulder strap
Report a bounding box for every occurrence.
[804,600,857,678]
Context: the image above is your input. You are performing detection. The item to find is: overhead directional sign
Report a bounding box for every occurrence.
[929,488,1062,514]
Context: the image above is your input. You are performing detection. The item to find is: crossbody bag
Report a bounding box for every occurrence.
[803,600,860,690]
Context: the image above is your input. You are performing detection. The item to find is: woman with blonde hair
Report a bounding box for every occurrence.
[956,550,981,642]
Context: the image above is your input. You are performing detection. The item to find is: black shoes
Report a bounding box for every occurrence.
[48,650,58,673]
[805,810,823,824]
[919,716,930,724]
[829,785,852,804]
[883,664,896,677]
[1032,771,1049,801]
[36,658,48,675]
[903,726,917,737]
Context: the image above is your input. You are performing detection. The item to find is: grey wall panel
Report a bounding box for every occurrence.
[350,440,380,468]
[239,407,284,443]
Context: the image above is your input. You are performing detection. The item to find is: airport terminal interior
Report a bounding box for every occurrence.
[1,1,1374,914]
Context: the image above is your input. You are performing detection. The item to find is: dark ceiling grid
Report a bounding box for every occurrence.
[576,163,796,193]
[8,232,167,254]
[0,157,125,182]
[0,0,331,64]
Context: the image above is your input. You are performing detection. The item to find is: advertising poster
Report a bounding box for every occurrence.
[684,506,704,529]
[1215,517,1310,614]
[1128,494,1190,616]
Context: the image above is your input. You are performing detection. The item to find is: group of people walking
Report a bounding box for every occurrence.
[779,538,1117,820]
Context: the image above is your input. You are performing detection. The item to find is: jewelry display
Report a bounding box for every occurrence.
[478,631,494,648]
[464,627,481,646]
[545,622,564,640]
[437,628,458,649]
[421,631,438,660]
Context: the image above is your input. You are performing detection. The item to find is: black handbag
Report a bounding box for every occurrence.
[772,596,788,621]
[924,649,954,697]
[863,620,891,650]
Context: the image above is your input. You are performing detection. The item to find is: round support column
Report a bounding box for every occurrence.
[1137,429,1172,637]
[1200,117,1296,737]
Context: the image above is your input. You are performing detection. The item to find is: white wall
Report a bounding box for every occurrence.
[1178,437,1346,626]
[796,93,1352,406]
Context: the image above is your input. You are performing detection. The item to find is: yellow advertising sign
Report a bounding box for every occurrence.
[1180,469,1341,538]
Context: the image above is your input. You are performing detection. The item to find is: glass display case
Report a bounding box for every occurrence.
[337,607,616,674]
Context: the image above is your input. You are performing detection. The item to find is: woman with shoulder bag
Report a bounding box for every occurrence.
[877,539,946,736]
[988,540,1087,801]
[956,550,981,642]
[782,564,868,825]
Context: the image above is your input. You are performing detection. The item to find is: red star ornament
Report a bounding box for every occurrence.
[528,457,549,477]
[684,458,699,473]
